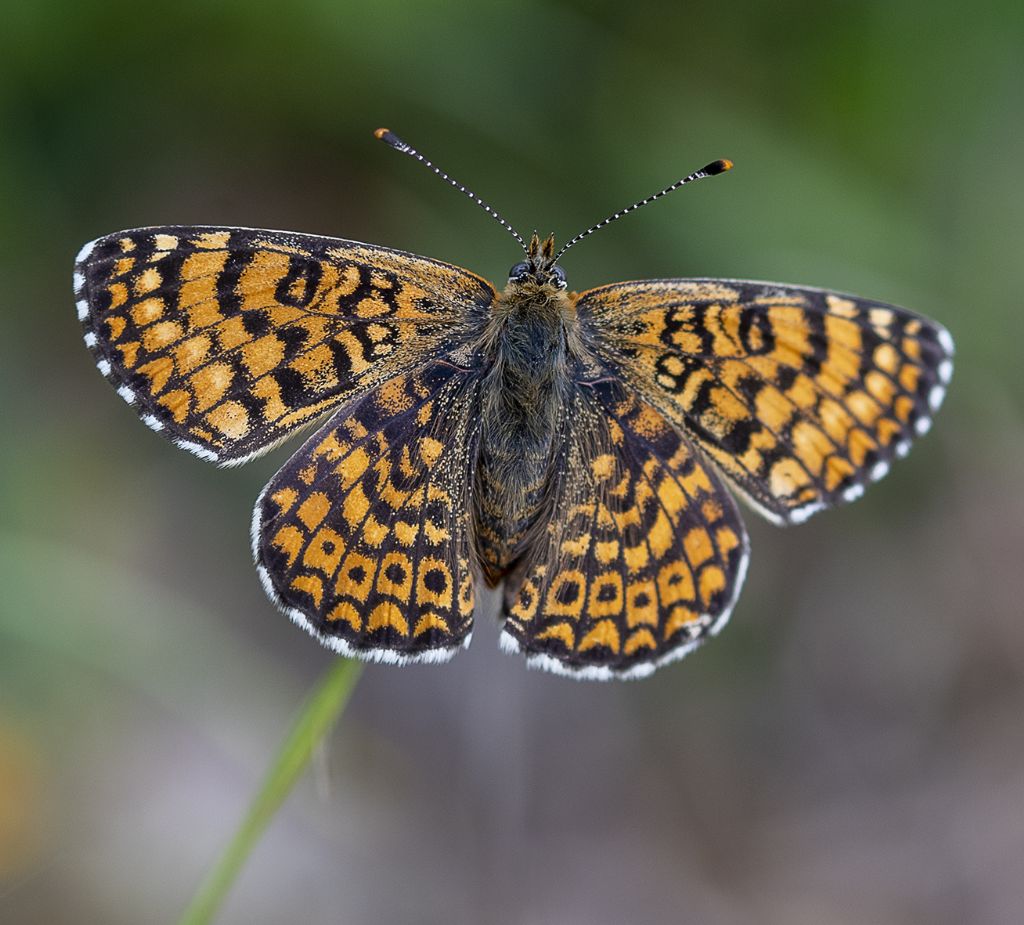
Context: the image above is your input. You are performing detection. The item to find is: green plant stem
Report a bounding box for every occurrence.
[178,658,365,925]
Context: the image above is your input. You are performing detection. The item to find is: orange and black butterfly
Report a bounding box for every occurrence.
[74,129,954,679]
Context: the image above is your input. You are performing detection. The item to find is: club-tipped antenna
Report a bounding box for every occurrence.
[375,128,528,255]
[554,158,733,262]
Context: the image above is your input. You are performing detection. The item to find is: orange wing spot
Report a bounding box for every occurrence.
[296,492,331,531]
[423,520,451,544]
[624,627,657,656]
[192,231,230,249]
[865,370,896,406]
[414,613,451,637]
[848,427,878,466]
[117,341,140,368]
[418,436,444,468]
[868,307,895,329]
[701,498,723,522]
[579,619,621,654]
[250,377,286,423]
[270,487,299,514]
[769,457,812,499]
[298,463,316,485]
[137,356,174,394]
[715,526,741,556]
[363,516,389,546]
[845,390,883,426]
[367,600,409,636]
[377,552,414,601]
[112,257,134,278]
[898,364,921,393]
[818,397,855,443]
[342,484,370,528]
[664,605,700,640]
[786,373,819,409]
[119,237,137,252]
[537,622,576,650]
[105,315,127,340]
[394,520,420,546]
[824,455,856,491]
[647,510,675,557]
[331,444,368,487]
[825,295,859,318]
[190,362,233,412]
[242,335,286,378]
[697,565,726,606]
[588,573,624,617]
[792,420,831,477]
[152,233,178,251]
[157,389,191,423]
[132,297,164,327]
[595,540,620,564]
[206,400,250,439]
[876,417,902,446]
[754,385,796,432]
[545,569,587,618]
[304,527,345,575]
[182,248,229,281]
[656,474,687,517]
[327,600,362,631]
[271,525,304,567]
[623,542,650,573]
[561,533,592,557]
[107,282,128,309]
[873,343,900,374]
[141,320,183,352]
[216,315,253,352]
[894,394,915,423]
[175,334,212,373]
[626,578,658,627]
[683,527,714,568]
[591,453,616,480]
[657,559,696,605]
[902,337,922,361]
[336,551,375,602]
[354,296,390,318]
[134,267,162,296]
[416,557,454,608]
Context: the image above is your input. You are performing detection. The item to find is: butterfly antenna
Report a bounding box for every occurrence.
[375,128,528,255]
[554,158,733,262]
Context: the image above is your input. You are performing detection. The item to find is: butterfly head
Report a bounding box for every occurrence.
[507,232,568,292]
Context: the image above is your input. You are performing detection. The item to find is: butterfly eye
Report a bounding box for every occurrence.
[508,261,531,282]
[550,265,567,290]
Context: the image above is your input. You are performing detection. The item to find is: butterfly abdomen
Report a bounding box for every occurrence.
[473,284,574,583]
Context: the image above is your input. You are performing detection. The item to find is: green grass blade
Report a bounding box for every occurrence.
[178,658,365,925]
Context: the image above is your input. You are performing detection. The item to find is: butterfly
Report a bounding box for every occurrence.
[74,128,954,680]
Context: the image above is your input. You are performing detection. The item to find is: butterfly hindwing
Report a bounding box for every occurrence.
[577,279,954,524]
[500,381,749,679]
[75,226,495,465]
[253,363,482,663]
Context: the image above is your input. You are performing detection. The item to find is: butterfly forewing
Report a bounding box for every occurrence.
[500,380,749,679]
[75,226,495,465]
[253,363,482,663]
[577,279,954,525]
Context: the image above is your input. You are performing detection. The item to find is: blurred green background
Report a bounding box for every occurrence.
[2,1,1022,922]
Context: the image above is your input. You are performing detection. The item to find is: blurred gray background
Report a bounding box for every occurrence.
[2,1,1022,922]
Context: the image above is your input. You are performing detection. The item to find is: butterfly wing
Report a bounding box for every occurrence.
[576,279,954,524]
[500,380,749,680]
[75,226,495,465]
[252,362,482,663]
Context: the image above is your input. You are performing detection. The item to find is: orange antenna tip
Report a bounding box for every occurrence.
[373,127,390,139]
[705,158,733,175]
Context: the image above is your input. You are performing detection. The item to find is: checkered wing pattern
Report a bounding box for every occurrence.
[500,380,749,680]
[252,363,482,663]
[577,280,954,525]
[74,226,494,465]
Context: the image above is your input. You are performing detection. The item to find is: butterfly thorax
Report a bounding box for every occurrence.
[473,276,578,584]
